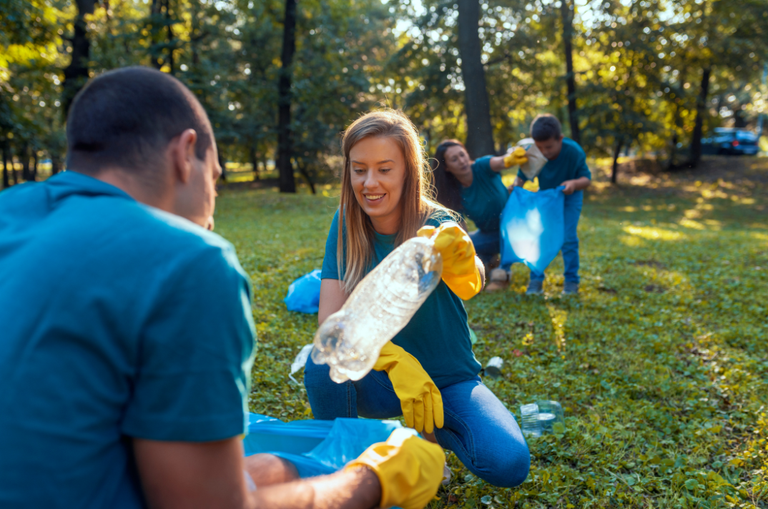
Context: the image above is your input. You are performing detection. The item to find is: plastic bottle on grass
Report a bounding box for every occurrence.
[520,401,565,437]
[311,236,443,383]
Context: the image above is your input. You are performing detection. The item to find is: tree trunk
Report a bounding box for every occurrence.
[150,0,163,69]
[561,0,580,144]
[733,109,747,128]
[667,132,678,171]
[218,148,227,182]
[31,149,38,181]
[51,153,60,175]
[297,163,316,194]
[10,149,18,185]
[62,0,96,117]
[165,0,175,74]
[689,67,711,167]
[21,144,31,181]
[2,144,9,189]
[456,0,495,158]
[611,137,623,184]
[276,0,297,193]
[250,145,259,180]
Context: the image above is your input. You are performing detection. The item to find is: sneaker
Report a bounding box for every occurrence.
[485,268,510,292]
[526,279,543,295]
[563,281,579,295]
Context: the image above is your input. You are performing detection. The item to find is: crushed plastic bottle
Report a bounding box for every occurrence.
[311,236,443,383]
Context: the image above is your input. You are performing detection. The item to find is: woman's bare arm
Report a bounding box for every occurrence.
[318,279,348,325]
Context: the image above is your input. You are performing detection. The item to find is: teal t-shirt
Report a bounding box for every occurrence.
[517,138,591,195]
[321,210,482,388]
[0,172,256,509]
[460,155,509,233]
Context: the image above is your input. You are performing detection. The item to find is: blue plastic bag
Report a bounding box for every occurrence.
[500,186,565,274]
[284,269,321,313]
[244,413,403,478]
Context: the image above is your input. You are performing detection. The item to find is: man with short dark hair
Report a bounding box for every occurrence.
[0,66,442,509]
[513,114,591,295]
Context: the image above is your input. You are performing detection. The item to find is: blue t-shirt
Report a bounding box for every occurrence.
[518,138,591,198]
[460,155,509,233]
[0,172,256,509]
[321,210,482,388]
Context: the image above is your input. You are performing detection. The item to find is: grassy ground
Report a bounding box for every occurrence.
[214,156,768,509]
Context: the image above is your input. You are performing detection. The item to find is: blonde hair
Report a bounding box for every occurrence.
[337,109,452,292]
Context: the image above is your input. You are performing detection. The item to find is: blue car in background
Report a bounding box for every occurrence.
[703,128,760,156]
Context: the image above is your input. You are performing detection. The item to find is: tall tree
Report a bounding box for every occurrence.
[276,0,297,193]
[456,0,495,158]
[62,0,97,116]
[561,0,580,143]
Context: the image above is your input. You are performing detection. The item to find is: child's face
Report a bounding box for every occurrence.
[534,135,564,161]
[349,135,407,234]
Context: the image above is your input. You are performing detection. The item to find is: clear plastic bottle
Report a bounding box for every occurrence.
[311,236,443,383]
[519,401,565,437]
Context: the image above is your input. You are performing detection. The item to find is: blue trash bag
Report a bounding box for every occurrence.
[284,269,321,313]
[243,413,403,478]
[500,186,565,274]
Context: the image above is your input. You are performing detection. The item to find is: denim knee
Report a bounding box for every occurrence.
[477,440,531,487]
[303,354,354,419]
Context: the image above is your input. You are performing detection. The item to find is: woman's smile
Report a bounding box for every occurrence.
[349,136,406,235]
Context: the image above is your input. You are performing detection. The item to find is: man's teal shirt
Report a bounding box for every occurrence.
[0,172,256,508]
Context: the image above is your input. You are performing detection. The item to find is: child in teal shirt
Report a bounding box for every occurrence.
[493,114,591,295]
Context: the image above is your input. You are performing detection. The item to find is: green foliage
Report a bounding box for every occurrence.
[215,158,767,508]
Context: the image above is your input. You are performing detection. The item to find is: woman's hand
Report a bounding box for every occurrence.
[373,343,444,434]
[417,222,483,300]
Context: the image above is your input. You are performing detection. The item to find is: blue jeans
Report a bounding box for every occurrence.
[531,192,583,283]
[304,355,530,487]
[469,229,500,268]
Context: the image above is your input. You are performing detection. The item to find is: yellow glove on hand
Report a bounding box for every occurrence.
[503,146,528,167]
[346,428,445,509]
[417,222,483,300]
[374,342,443,434]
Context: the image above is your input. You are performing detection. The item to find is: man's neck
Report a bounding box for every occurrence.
[76,168,173,213]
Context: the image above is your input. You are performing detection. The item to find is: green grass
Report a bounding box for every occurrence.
[214,156,768,509]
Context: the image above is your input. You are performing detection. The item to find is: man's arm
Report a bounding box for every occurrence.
[134,437,381,509]
[560,176,591,195]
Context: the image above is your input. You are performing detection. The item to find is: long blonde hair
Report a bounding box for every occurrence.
[337,109,451,292]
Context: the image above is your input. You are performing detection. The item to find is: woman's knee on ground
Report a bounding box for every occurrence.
[472,437,531,488]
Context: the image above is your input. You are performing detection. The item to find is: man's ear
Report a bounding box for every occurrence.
[170,129,198,184]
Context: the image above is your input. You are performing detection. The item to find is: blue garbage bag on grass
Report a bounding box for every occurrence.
[244,413,403,478]
[500,186,565,274]
[284,269,321,313]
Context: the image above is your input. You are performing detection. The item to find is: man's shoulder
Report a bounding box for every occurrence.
[136,206,240,270]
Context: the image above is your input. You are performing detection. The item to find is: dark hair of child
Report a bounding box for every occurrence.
[530,114,562,142]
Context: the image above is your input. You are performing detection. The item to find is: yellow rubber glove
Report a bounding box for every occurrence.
[417,222,483,300]
[374,342,443,434]
[345,428,445,509]
[503,146,528,167]
[523,176,540,192]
